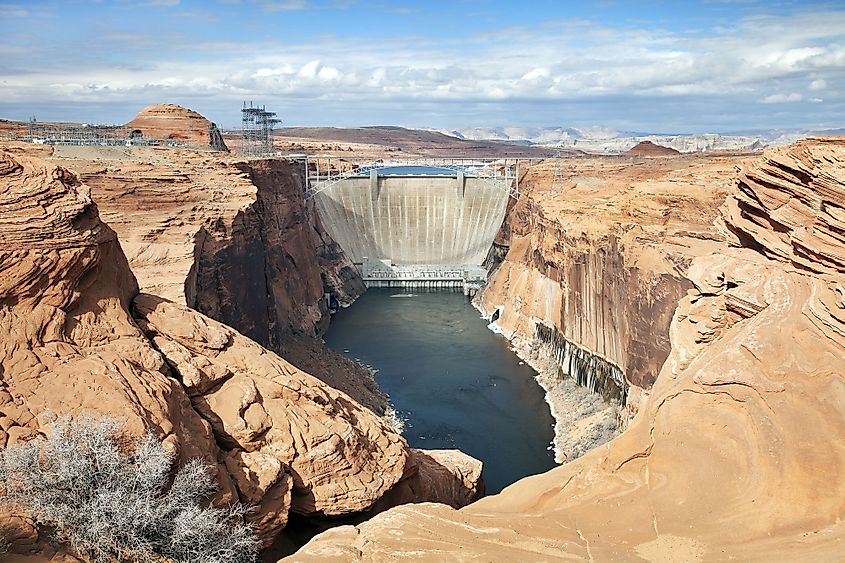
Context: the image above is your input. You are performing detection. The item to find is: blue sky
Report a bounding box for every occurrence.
[1,0,843,132]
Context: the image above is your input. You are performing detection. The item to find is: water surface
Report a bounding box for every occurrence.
[324,289,557,494]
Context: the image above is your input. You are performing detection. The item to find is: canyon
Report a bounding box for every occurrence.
[291,137,845,560]
[0,103,843,562]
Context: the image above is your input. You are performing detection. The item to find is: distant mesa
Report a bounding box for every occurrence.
[126,103,228,152]
[624,140,681,156]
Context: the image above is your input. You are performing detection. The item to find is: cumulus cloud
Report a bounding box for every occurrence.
[762,93,804,103]
[1,5,843,129]
[809,78,828,90]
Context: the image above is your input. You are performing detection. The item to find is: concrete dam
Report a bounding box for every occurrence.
[307,160,519,289]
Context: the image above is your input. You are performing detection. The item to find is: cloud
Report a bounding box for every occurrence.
[261,0,308,11]
[1,5,843,129]
[809,78,827,91]
[762,93,804,103]
[0,3,28,17]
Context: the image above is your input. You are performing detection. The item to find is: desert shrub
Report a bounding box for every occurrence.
[0,414,258,563]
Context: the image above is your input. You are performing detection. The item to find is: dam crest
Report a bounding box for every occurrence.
[307,158,527,291]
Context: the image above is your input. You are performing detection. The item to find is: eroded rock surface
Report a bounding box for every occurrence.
[127,103,228,151]
[0,148,237,553]
[10,141,380,413]
[133,294,409,527]
[291,139,845,561]
[477,153,740,457]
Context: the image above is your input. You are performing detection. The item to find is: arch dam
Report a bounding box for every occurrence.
[305,157,528,292]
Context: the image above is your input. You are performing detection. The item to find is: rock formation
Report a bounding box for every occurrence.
[37,143,377,412]
[127,104,228,151]
[0,147,483,557]
[624,140,682,156]
[476,153,738,458]
[290,137,845,561]
[133,294,409,541]
[0,149,237,551]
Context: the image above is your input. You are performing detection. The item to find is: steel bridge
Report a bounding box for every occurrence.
[304,157,528,200]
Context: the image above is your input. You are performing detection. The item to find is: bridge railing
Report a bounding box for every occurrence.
[304,157,524,200]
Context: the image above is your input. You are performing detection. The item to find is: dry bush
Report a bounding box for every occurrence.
[0,414,258,563]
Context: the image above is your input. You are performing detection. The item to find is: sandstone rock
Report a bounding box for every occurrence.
[224,449,294,544]
[0,148,230,478]
[132,294,410,535]
[126,103,228,151]
[40,143,381,413]
[721,136,845,275]
[370,449,484,512]
[476,153,738,453]
[624,140,681,156]
[0,148,239,550]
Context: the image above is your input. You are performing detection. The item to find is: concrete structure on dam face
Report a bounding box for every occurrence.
[309,165,513,287]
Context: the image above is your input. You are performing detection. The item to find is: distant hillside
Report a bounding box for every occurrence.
[428,125,845,153]
[624,141,681,156]
[274,126,566,158]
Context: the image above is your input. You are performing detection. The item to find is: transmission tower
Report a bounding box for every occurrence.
[241,101,281,157]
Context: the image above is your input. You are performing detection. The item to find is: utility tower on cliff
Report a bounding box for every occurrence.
[241,101,281,157]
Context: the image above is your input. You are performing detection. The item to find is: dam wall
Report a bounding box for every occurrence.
[311,174,510,266]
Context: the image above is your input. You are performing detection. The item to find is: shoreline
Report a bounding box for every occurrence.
[473,299,620,464]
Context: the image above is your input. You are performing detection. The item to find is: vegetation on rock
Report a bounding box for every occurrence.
[0,414,258,563]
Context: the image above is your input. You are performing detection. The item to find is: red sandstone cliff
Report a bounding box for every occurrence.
[36,143,377,412]
[476,152,737,458]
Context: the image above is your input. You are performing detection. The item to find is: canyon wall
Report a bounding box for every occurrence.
[36,144,377,412]
[290,139,845,562]
[478,154,737,410]
[0,147,484,558]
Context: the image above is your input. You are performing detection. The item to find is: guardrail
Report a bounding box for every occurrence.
[305,157,523,200]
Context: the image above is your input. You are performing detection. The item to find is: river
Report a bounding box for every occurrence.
[323,288,557,494]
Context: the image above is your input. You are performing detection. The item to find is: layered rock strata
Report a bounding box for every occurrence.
[477,154,738,458]
[133,294,409,541]
[0,149,237,551]
[289,139,845,561]
[30,143,378,412]
[127,104,228,151]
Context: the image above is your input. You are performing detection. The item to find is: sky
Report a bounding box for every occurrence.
[1,0,844,133]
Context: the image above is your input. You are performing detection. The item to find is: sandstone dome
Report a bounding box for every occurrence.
[624,140,681,156]
[126,103,228,151]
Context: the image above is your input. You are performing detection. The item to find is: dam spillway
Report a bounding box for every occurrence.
[308,162,515,287]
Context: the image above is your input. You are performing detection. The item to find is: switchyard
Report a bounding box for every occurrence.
[240,101,281,157]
